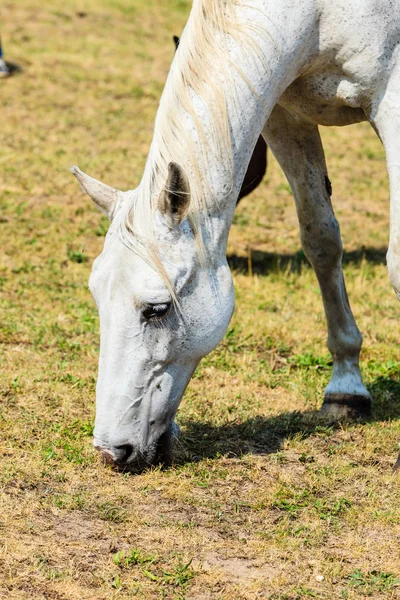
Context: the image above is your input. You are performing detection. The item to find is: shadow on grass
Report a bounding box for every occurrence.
[179,410,322,461]
[177,376,400,463]
[4,61,22,76]
[227,247,387,275]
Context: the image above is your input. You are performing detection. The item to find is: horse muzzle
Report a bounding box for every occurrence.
[93,422,179,473]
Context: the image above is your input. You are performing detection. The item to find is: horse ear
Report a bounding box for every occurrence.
[159,162,191,228]
[70,166,121,220]
[173,35,180,51]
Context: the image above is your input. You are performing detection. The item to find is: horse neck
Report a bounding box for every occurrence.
[144,0,317,258]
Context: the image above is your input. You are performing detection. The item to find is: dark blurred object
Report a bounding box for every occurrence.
[0,36,10,78]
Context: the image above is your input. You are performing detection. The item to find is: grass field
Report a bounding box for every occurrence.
[1,1,400,599]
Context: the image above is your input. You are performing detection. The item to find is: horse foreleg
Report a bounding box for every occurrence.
[263,105,371,418]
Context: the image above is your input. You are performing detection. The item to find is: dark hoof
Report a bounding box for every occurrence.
[321,394,372,420]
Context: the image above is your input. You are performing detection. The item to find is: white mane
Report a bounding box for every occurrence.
[118,0,256,292]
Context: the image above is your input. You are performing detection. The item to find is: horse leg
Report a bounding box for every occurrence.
[371,73,400,467]
[372,77,400,304]
[237,136,268,202]
[263,105,371,418]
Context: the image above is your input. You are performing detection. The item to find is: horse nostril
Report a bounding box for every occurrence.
[113,443,133,464]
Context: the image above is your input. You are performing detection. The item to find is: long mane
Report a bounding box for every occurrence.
[118,0,254,293]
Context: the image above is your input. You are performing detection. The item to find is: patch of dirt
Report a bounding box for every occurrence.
[202,551,279,583]
[53,513,107,541]
[1,583,67,600]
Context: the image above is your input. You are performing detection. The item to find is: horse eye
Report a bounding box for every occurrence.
[142,302,171,320]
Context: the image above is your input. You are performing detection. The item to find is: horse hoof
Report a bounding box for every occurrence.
[321,393,372,420]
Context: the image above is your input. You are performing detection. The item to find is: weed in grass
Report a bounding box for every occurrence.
[41,424,91,465]
[67,246,88,264]
[97,501,127,523]
[35,555,65,581]
[57,373,89,389]
[314,497,352,520]
[42,445,57,463]
[346,569,400,595]
[298,452,315,463]
[113,549,195,595]
[111,573,124,590]
[114,549,157,568]
[51,493,87,510]
[80,420,94,437]
[159,558,194,587]
[62,442,87,464]
[272,486,312,517]
[289,352,332,370]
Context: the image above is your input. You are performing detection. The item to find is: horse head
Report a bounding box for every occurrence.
[71,163,235,472]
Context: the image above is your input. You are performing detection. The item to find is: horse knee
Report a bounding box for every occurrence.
[301,217,342,271]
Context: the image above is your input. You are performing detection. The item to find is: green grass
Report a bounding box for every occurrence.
[1,1,400,599]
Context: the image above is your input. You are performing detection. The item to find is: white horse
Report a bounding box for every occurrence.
[72,0,400,472]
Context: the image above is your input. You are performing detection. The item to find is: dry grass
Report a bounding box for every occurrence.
[1,1,400,599]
